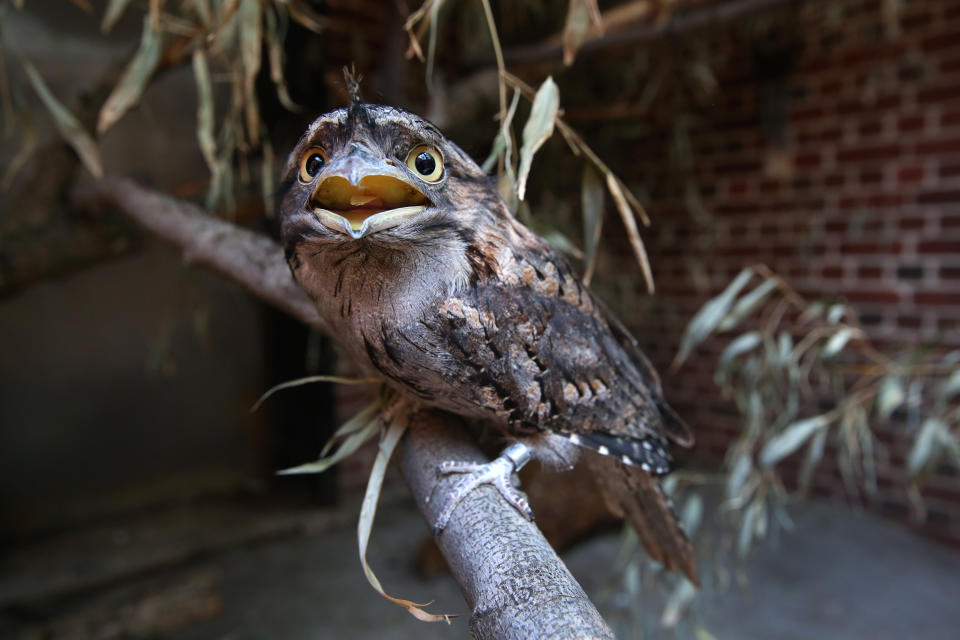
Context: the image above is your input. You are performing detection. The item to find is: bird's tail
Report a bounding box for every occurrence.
[585,452,698,585]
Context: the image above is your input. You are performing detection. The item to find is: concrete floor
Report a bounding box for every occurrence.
[3,495,959,639]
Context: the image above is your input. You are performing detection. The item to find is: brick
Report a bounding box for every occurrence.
[897,165,924,183]
[939,163,960,178]
[840,241,903,255]
[896,264,924,280]
[916,292,960,305]
[918,83,960,104]
[859,265,884,278]
[918,240,960,253]
[843,290,902,304]
[836,144,900,163]
[899,115,925,132]
[917,189,960,204]
[942,266,960,280]
[917,138,960,154]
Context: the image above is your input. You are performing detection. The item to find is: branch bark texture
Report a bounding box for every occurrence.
[73,178,615,639]
[402,410,613,639]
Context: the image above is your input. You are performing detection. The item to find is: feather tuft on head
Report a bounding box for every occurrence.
[343,65,363,106]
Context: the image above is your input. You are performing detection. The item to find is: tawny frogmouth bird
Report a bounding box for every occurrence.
[278,91,697,583]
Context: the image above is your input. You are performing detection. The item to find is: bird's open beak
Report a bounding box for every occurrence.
[308,157,429,239]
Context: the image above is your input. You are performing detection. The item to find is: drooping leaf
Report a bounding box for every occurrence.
[826,303,846,324]
[238,0,262,145]
[798,427,827,490]
[22,60,103,178]
[606,173,654,293]
[192,47,217,171]
[264,6,301,113]
[717,278,777,332]
[581,164,604,284]
[673,268,754,368]
[726,450,752,501]
[876,376,905,421]
[719,331,762,371]
[357,410,455,622]
[823,327,857,357]
[98,16,163,135]
[561,0,602,66]
[939,368,960,400]
[516,76,558,200]
[101,0,135,32]
[759,414,832,467]
[250,374,378,412]
[277,412,380,475]
[908,417,945,477]
[680,494,703,537]
[661,578,697,629]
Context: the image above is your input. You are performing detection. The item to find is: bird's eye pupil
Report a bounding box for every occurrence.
[305,153,324,177]
[414,152,436,176]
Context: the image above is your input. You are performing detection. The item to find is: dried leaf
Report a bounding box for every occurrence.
[823,327,856,357]
[239,0,262,146]
[250,374,378,412]
[726,451,752,501]
[98,17,162,135]
[716,331,762,386]
[264,7,301,113]
[606,173,654,293]
[798,427,827,490]
[277,413,379,475]
[192,47,217,171]
[22,60,103,178]
[759,414,832,467]
[358,411,456,622]
[673,268,754,368]
[101,0,135,32]
[908,417,945,477]
[661,578,697,629]
[562,0,602,66]
[717,278,777,332]
[940,368,960,400]
[516,76,558,200]
[581,164,604,285]
[876,376,905,421]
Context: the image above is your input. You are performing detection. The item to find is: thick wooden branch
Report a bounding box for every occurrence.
[71,178,327,334]
[402,410,613,639]
[71,177,615,639]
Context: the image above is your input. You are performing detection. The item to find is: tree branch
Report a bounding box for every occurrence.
[71,177,615,639]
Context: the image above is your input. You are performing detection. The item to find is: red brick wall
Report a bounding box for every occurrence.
[560,0,960,544]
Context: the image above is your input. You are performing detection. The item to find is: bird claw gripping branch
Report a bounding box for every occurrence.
[432,442,535,534]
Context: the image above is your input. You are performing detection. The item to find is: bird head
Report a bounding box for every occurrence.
[278,102,497,251]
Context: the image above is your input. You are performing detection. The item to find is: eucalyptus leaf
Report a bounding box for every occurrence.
[717,278,777,332]
[726,451,752,501]
[798,427,827,489]
[192,47,217,171]
[826,303,846,324]
[908,417,945,477]
[719,331,762,370]
[939,368,960,400]
[516,76,559,200]
[661,578,697,629]
[606,173,654,293]
[23,60,103,178]
[561,0,602,66]
[277,415,379,475]
[680,494,703,537]
[823,327,856,357]
[674,268,754,367]
[98,16,162,135]
[581,164,604,284]
[876,376,905,421]
[759,414,832,467]
[101,0,134,32]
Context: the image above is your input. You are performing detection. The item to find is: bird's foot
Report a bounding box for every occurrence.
[432,443,534,535]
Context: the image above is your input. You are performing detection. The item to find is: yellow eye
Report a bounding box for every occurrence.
[406,145,443,182]
[299,147,328,182]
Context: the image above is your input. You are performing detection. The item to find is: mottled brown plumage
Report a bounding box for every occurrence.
[278,100,697,582]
